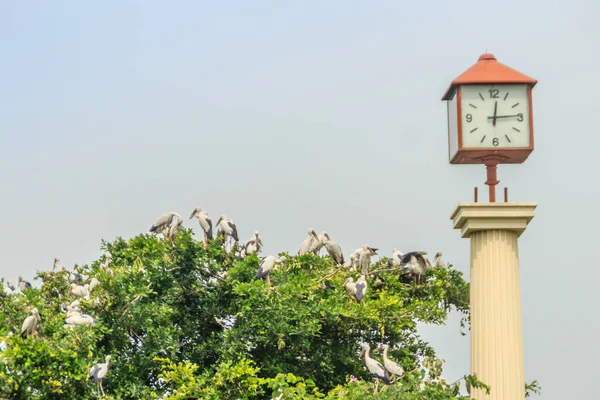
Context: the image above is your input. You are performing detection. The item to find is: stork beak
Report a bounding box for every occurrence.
[371,248,378,254]
[359,349,365,358]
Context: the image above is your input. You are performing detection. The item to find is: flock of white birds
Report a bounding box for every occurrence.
[2,255,112,396]
[1,206,448,396]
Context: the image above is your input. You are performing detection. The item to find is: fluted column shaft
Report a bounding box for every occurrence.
[450,202,536,400]
[470,229,524,400]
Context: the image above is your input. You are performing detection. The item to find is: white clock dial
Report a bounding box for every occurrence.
[460,84,530,148]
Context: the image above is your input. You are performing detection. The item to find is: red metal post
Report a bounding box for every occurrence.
[474,187,478,202]
[484,160,500,202]
[504,187,508,202]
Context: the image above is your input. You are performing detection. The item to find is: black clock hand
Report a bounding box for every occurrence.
[493,101,498,126]
[487,114,522,119]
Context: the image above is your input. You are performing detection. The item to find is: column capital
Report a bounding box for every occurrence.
[450,202,537,238]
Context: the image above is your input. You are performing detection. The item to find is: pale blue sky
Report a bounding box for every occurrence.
[1,1,599,398]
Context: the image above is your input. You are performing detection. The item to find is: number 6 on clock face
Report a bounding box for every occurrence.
[460,84,531,149]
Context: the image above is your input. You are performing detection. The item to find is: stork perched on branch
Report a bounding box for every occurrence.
[299,228,319,255]
[359,343,390,394]
[189,207,213,249]
[376,344,405,381]
[399,251,430,284]
[433,252,446,268]
[53,257,66,273]
[18,276,31,291]
[149,212,181,245]
[216,215,239,251]
[322,232,344,267]
[387,248,404,268]
[241,231,263,258]
[21,308,40,338]
[89,355,112,397]
[357,245,378,275]
[256,256,286,286]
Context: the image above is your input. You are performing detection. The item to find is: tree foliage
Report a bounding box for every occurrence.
[0,228,488,399]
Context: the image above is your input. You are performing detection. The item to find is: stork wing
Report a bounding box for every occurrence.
[89,364,100,380]
[228,222,239,242]
[354,281,366,301]
[401,251,425,264]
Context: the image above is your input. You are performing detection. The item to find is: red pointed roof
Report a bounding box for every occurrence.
[442,53,537,100]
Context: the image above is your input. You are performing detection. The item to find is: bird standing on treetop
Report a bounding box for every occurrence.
[53,257,66,273]
[358,245,378,275]
[322,232,344,267]
[309,231,327,255]
[433,252,446,268]
[299,228,319,255]
[149,212,181,245]
[241,231,263,258]
[399,251,430,284]
[387,248,404,267]
[215,215,239,251]
[189,207,213,248]
[18,276,31,291]
[256,256,286,286]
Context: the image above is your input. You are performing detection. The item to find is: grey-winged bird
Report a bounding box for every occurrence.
[189,207,213,249]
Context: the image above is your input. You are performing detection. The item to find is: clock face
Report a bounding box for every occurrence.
[460,84,530,148]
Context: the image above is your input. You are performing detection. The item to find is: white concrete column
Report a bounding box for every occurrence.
[451,202,536,400]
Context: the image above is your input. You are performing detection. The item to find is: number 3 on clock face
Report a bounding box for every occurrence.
[460,84,530,149]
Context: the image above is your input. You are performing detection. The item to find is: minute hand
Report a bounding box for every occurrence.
[487,114,521,119]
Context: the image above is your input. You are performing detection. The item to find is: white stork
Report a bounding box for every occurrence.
[21,308,40,338]
[149,212,181,244]
[399,251,430,284]
[100,252,112,273]
[69,283,90,299]
[241,231,263,258]
[299,228,319,255]
[322,232,344,267]
[343,277,356,298]
[433,252,447,268]
[3,280,16,296]
[256,256,286,286]
[0,331,13,351]
[359,343,390,394]
[53,257,66,273]
[354,275,367,303]
[376,344,405,380]
[89,355,112,397]
[215,215,239,251]
[189,207,213,249]
[18,276,31,291]
[65,313,97,328]
[309,231,327,255]
[387,248,404,267]
[358,245,378,275]
[168,217,183,239]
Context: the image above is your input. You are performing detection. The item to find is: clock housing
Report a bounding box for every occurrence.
[443,54,537,165]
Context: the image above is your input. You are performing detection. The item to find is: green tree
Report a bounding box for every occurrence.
[0,228,495,399]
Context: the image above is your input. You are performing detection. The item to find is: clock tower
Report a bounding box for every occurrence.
[444,54,538,400]
[443,53,537,202]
